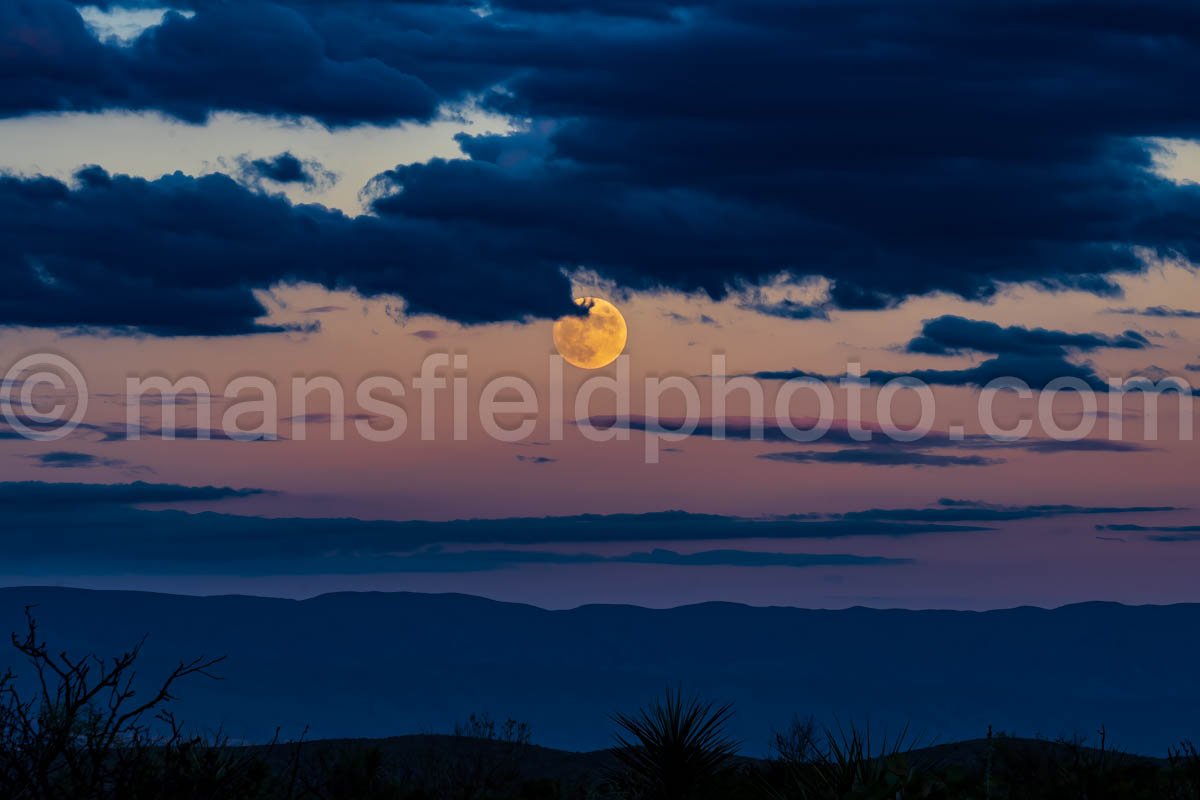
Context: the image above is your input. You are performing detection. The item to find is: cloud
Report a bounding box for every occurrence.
[515,454,556,464]
[0,167,579,334]
[662,310,721,326]
[586,415,1157,455]
[1097,524,1200,532]
[360,4,1200,313]
[584,414,955,447]
[613,548,909,569]
[280,412,375,425]
[4,1,446,126]
[95,421,284,442]
[1019,439,1154,454]
[756,354,1172,392]
[0,486,932,574]
[4,485,1170,575]
[23,450,142,471]
[1109,306,1200,319]
[905,315,1151,357]
[843,498,1176,524]
[758,449,1003,468]
[235,152,336,191]
[0,489,1172,575]
[0,494,991,569]
[756,315,1173,393]
[1094,523,1200,543]
[738,299,830,321]
[0,480,263,510]
[286,546,913,574]
[5,2,1200,327]
[77,6,186,46]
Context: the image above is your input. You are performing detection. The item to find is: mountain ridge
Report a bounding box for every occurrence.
[0,586,1193,756]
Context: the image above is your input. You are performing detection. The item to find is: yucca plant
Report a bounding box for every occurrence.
[765,719,925,800]
[609,688,739,800]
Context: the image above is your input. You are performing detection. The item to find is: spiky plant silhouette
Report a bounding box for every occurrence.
[764,719,927,800]
[609,687,739,800]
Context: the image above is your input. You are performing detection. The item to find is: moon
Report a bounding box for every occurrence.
[552,297,628,369]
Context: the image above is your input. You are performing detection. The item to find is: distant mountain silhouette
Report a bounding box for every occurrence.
[0,587,1194,755]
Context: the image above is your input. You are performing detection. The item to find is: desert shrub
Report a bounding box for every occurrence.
[0,607,257,800]
[762,718,933,800]
[405,712,535,800]
[608,687,739,800]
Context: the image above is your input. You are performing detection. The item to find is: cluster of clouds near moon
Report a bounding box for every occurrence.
[4,0,1200,337]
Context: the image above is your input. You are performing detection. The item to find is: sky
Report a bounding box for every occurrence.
[0,0,1198,610]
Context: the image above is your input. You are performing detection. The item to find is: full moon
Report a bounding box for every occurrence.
[552,297,628,369]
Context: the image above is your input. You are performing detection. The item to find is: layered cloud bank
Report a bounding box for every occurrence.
[0,481,1181,576]
[4,0,1200,332]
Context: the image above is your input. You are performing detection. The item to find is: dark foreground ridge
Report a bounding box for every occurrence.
[0,587,1195,755]
[234,732,1186,799]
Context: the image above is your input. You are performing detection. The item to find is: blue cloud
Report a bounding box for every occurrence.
[906,316,1151,357]
[758,450,1003,468]
[3,2,1200,329]
[236,151,336,190]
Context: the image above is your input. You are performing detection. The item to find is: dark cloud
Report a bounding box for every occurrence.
[905,315,1151,357]
[0,518,913,575]
[359,2,1200,312]
[1094,523,1200,543]
[584,414,957,447]
[615,549,908,569]
[756,354,1176,392]
[23,450,137,470]
[1109,306,1200,319]
[844,498,1176,524]
[0,492,990,560]
[98,421,284,442]
[1097,524,1200,532]
[758,449,1002,468]
[0,487,936,574]
[236,152,336,190]
[738,299,830,321]
[264,546,912,574]
[1019,439,1154,454]
[0,488,1172,575]
[745,315,1167,393]
[280,412,376,425]
[587,415,1157,455]
[1187,364,1200,373]
[0,167,578,334]
[515,454,556,464]
[5,1,1200,329]
[0,480,263,510]
[662,310,721,326]
[3,1,451,126]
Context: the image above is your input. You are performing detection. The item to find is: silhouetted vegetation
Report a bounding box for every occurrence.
[608,687,740,799]
[3,614,1200,799]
